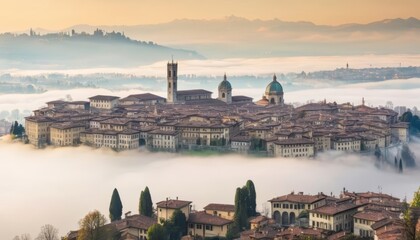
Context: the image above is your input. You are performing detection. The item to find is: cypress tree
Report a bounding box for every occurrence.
[139,186,153,217]
[234,187,248,231]
[139,190,145,214]
[399,158,403,173]
[109,188,123,222]
[246,180,257,217]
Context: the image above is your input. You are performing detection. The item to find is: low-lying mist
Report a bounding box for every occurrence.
[0,139,419,239]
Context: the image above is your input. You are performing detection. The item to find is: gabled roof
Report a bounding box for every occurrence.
[270,193,326,204]
[188,211,232,226]
[204,203,235,212]
[156,199,191,209]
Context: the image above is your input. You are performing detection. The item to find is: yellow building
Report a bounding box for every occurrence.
[88,95,120,110]
[25,116,55,147]
[156,199,192,222]
[50,122,86,146]
[309,201,359,232]
[149,129,179,151]
[203,203,235,221]
[271,138,315,158]
[353,210,391,238]
[80,129,139,150]
[270,192,327,226]
[332,136,361,152]
[188,211,232,238]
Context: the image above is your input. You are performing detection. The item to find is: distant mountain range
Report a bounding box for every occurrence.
[47,16,419,58]
[2,17,420,69]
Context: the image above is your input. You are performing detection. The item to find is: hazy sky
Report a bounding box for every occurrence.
[1,0,419,32]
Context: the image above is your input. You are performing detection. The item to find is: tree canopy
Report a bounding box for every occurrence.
[35,224,59,240]
[139,186,153,217]
[109,188,123,222]
[10,121,25,137]
[77,210,108,240]
[411,187,420,208]
[164,209,187,240]
[246,180,257,217]
[147,224,167,240]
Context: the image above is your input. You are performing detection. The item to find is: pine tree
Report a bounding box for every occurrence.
[109,188,123,222]
[246,180,257,217]
[139,186,153,217]
[399,158,403,173]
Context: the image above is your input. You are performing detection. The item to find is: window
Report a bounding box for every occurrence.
[196,224,202,229]
[205,225,213,231]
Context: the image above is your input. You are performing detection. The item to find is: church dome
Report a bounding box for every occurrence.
[218,74,232,91]
[265,74,283,95]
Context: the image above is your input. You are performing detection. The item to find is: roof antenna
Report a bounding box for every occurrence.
[171,54,174,63]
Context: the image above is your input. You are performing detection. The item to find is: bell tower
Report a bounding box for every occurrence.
[167,60,177,103]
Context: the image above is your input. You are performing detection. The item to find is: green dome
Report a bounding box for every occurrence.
[218,74,232,91]
[265,74,283,95]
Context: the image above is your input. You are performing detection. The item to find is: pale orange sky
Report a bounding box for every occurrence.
[1,0,419,32]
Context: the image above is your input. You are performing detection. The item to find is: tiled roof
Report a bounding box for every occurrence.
[115,214,156,231]
[204,203,235,212]
[89,95,120,101]
[310,202,358,216]
[270,193,326,204]
[156,199,191,209]
[188,211,232,226]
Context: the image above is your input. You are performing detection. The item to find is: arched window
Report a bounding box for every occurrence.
[270,98,276,104]
[222,93,225,98]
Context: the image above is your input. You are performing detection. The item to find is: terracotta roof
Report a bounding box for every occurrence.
[270,193,326,204]
[156,199,191,209]
[310,202,358,216]
[204,203,235,212]
[188,211,232,226]
[276,226,323,238]
[353,210,389,222]
[249,215,269,223]
[115,214,156,231]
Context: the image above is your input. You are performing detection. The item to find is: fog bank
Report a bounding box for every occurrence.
[0,139,419,239]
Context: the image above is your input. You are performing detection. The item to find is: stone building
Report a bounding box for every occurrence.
[218,74,232,104]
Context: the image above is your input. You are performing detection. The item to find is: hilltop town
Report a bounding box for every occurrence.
[61,184,420,240]
[24,62,410,157]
